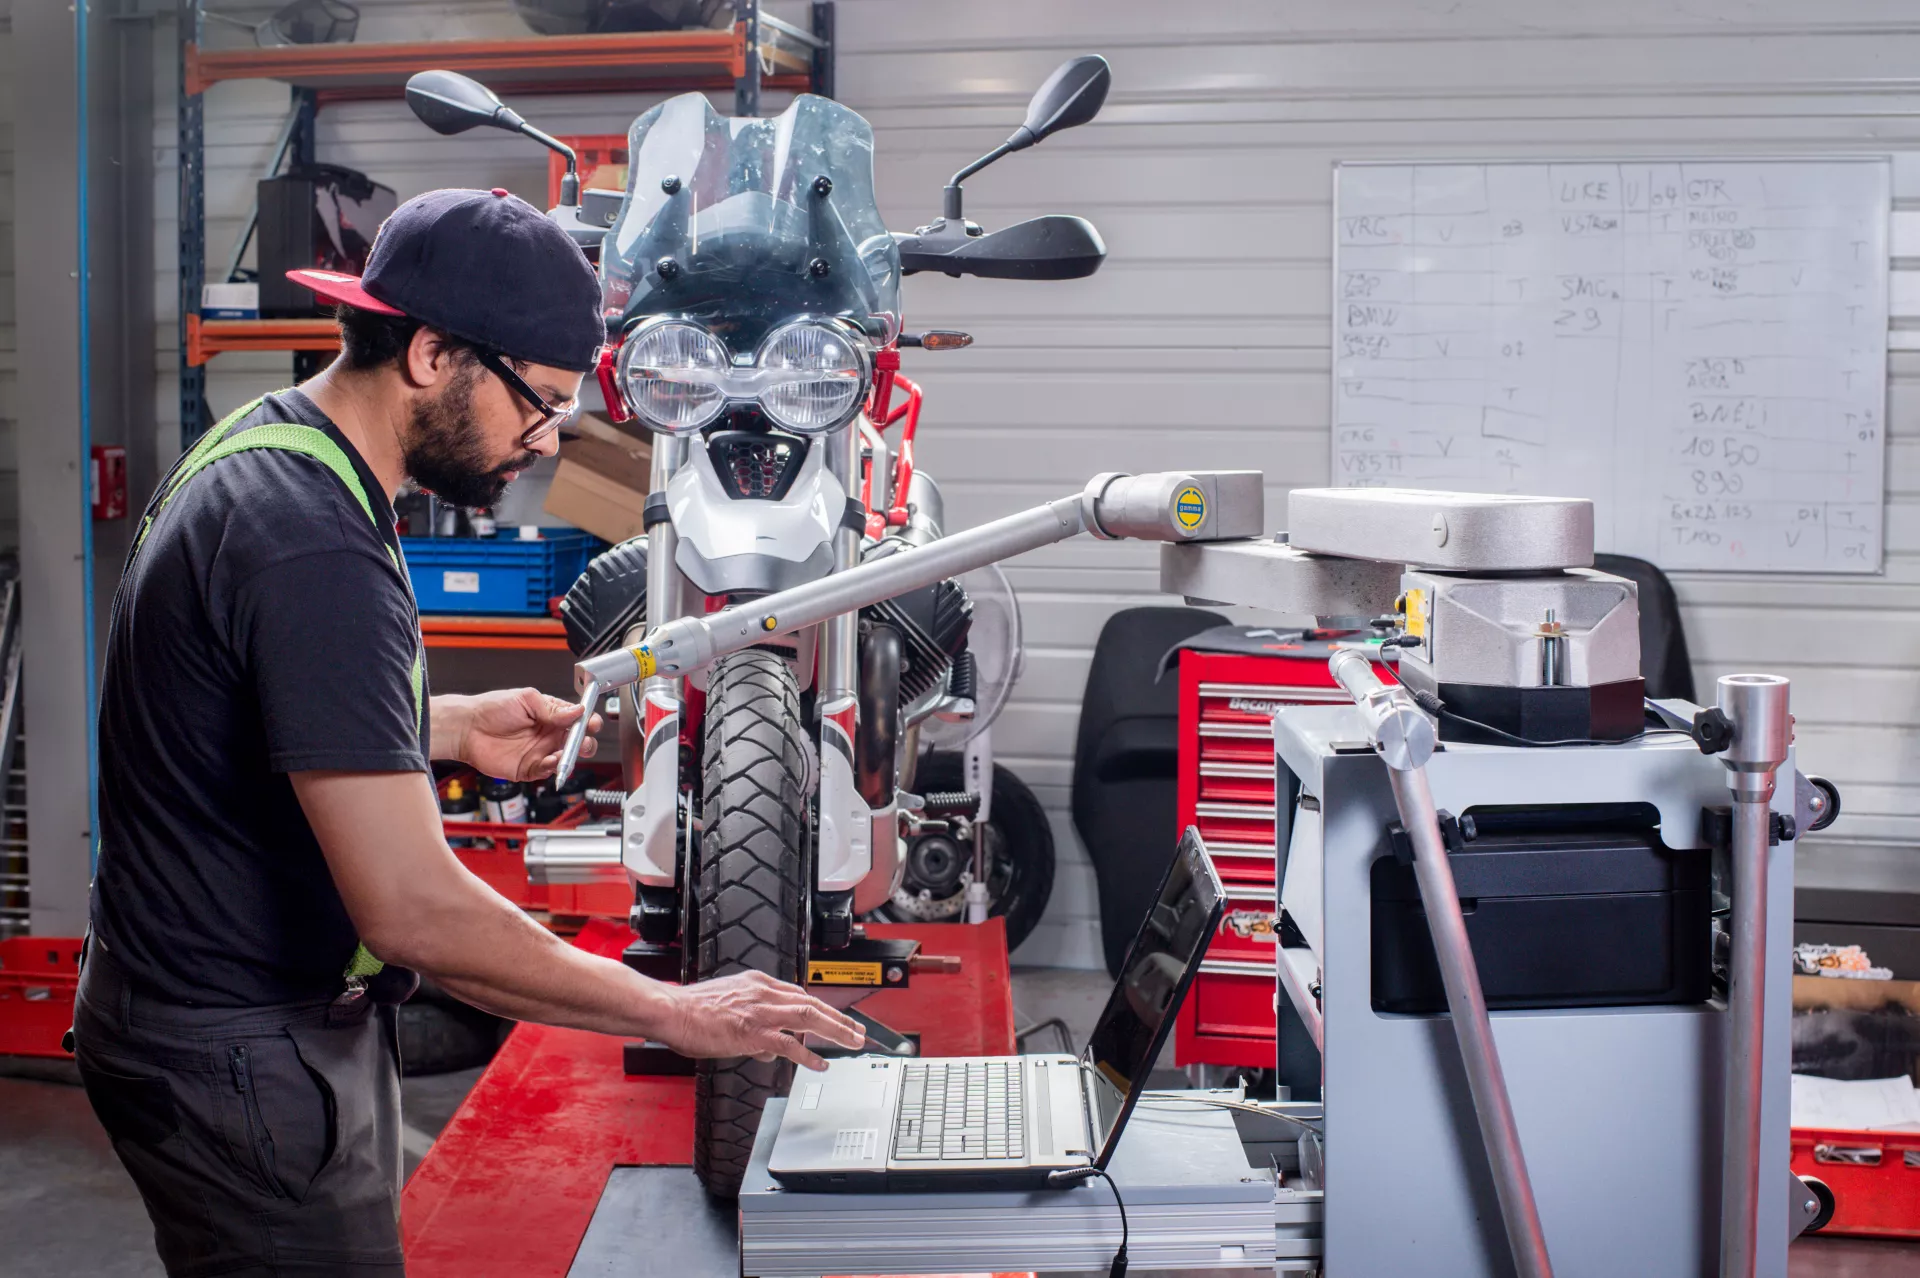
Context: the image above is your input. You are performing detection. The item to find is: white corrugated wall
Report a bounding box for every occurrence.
[160,1,1920,969]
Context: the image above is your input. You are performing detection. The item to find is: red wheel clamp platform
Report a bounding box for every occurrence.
[400,918,1015,1278]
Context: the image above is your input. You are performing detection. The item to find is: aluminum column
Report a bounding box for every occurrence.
[1715,674,1791,1278]
[1329,650,1555,1278]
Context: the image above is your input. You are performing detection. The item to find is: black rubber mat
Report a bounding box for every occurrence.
[568,1165,737,1277]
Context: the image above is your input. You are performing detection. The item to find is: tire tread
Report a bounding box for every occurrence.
[692,649,809,1199]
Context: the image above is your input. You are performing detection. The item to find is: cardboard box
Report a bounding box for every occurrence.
[544,460,649,545]
[563,418,653,492]
[543,417,655,545]
[1793,974,1920,1016]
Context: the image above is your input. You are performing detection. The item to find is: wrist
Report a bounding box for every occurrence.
[636,975,688,1046]
[430,693,475,764]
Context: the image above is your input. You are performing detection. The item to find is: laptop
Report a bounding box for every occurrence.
[768,827,1225,1192]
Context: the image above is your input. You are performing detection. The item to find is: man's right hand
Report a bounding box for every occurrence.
[660,971,866,1071]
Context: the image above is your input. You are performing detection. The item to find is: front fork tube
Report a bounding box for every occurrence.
[623,440,687,892]
[815,429,876,904]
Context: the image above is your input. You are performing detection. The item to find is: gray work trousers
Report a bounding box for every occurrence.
[73,941,407,1276]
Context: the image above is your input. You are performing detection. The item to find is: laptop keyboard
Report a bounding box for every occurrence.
[891,1060,1026,1162]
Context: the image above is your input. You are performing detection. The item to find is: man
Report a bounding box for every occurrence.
[76,188,862,1276]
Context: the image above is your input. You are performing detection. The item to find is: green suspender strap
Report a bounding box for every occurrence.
[141,400,427,986]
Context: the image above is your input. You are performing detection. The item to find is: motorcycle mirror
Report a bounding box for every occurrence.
[405,69,522,136]
[406,69,583,207]
[1011,55,1111,150]
[941,53,1109,222]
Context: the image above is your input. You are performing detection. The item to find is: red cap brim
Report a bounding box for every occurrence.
[285,268,405,316]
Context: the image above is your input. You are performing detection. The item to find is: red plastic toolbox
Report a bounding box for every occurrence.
[1173,639,1394,1070]
[1791,1126,1920,1239]
[438,788,630,923]
[0,936,83,1059]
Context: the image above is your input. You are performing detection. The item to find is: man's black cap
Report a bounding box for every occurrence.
[289,187,604,373]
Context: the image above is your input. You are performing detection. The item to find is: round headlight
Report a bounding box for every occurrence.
[756,321,870,434]
[617,320,727,435]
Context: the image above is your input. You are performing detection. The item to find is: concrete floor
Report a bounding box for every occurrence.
[1,968,1913,1275]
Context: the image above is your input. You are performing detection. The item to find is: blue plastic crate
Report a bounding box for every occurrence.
[401,530,604,616]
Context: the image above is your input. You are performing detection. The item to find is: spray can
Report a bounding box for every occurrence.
[481,776,529,825]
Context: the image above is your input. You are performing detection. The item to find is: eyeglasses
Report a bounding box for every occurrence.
[475,349,578,448]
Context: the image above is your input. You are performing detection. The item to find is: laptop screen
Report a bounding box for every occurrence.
[1081,827,1225,1166]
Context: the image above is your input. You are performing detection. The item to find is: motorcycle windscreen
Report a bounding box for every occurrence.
[600,92,901,350]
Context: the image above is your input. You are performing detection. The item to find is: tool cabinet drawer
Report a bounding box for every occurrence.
[1182,959,1274,1043]
[1197,722,1277,764]
[1205,841,1279,886]
[1198,761,1278,805]
[1195,801,1277,849]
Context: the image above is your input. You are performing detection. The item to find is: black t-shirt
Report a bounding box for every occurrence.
[91,389,430,1007]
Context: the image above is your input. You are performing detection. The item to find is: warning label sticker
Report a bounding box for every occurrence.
[808,961,883,986]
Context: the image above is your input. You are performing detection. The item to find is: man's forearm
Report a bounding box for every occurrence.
[294,769,864,1067]
[294,768,680,1040]
[403,874,682,1037]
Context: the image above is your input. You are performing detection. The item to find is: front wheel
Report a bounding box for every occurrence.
[692,648,810,1199]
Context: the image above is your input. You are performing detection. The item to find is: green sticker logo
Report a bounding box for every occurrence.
[1174,485,1208,530]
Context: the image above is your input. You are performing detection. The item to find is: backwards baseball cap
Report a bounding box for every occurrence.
[290,187,605,373]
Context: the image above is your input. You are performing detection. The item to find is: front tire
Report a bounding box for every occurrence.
[692,649,809,1199]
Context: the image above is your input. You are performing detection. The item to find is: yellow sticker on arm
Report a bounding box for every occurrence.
[631,645,657,679]
[1174,485,1208,530]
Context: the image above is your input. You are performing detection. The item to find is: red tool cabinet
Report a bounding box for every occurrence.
[1172,639,1393,1070]
[1790,1127,1920,1240]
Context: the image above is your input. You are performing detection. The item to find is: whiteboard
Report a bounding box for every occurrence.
[1332,160,1889,573]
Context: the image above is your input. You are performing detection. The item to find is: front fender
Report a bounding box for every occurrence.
[668,439,843,595]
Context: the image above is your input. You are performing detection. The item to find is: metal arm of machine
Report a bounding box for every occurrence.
[553,469,1264,784]
[1715,674,1792,1278]
[1327,649,1556,1278]
[1646,696,1734,755]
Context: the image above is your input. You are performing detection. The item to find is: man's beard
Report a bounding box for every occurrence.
[402,366,537,510]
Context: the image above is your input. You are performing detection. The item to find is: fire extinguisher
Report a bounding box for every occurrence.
[91,445,127,521]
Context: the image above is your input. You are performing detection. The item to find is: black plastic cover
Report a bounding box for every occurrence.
[1371,822,1710,1013]
[708,430,809,500]
[896,214,1105,280]
[1433,676,1646,744]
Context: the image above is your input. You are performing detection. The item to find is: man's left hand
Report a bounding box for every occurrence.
[434,689,602,781]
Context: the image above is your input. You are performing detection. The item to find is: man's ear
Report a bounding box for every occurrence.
[402,326,459,390]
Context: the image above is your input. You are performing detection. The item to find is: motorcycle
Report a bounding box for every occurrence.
[406,56,1109,1197]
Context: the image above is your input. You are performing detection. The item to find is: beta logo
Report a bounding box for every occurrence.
[1174,485,1208,530]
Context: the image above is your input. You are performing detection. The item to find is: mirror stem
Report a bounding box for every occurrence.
[944,140,1021,221]
[517,122,581,206]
